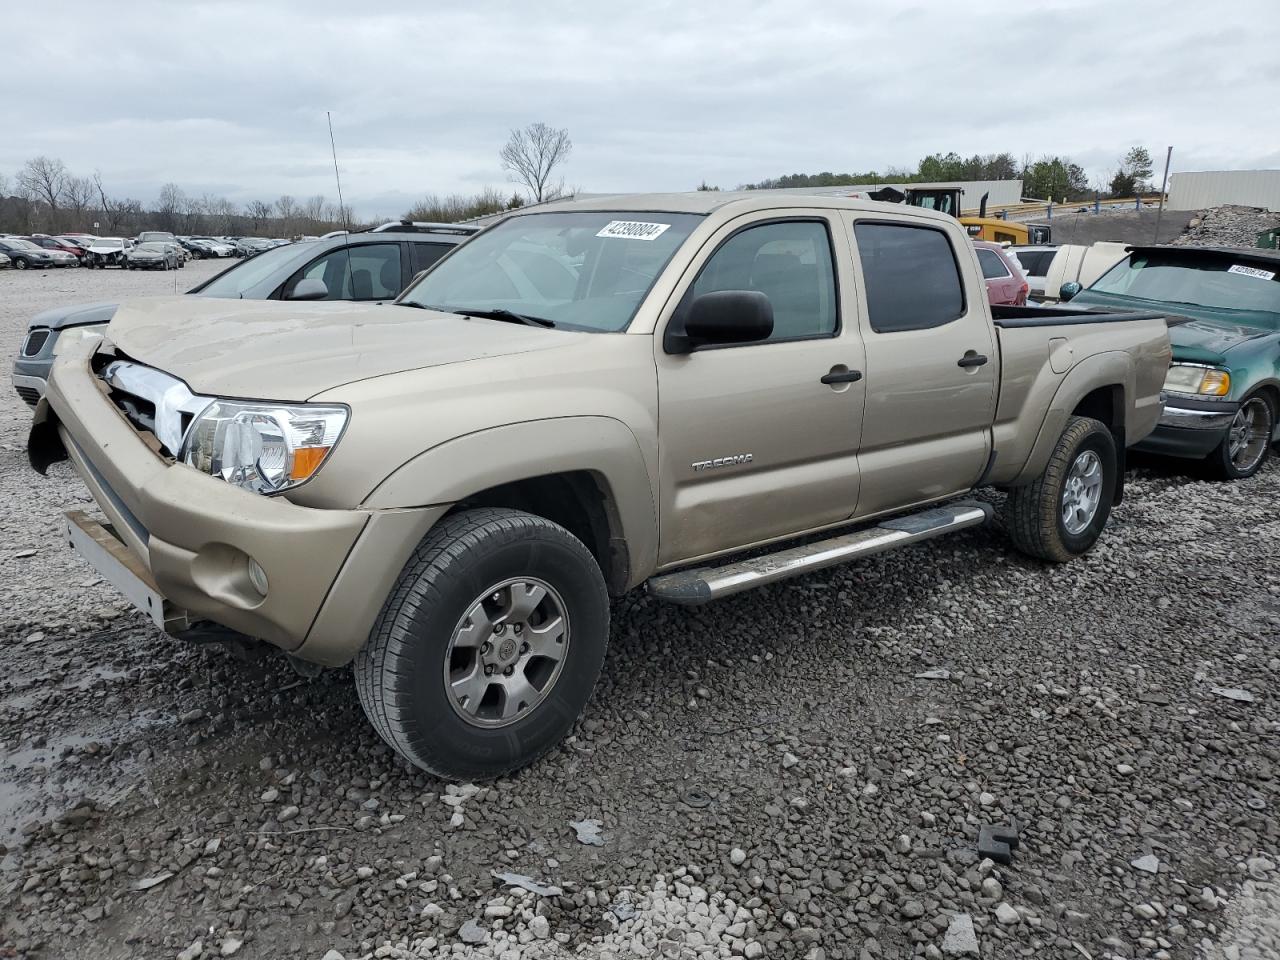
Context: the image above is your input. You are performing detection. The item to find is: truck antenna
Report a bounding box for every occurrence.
[327,111,351,234]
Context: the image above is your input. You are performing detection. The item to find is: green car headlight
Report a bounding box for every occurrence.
[1163,364,1230,397]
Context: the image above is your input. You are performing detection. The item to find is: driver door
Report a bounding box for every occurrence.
[654,214,865,566]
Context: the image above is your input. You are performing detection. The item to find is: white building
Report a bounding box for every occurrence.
[1167,170,1280,211]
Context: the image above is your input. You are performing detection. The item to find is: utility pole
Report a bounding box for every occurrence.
[1153,146,1173,243]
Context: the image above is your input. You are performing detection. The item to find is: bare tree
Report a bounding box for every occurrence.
[499,122,572,203]
[0,172,9,198]
[64,176,94,230]
[17,156,69,230]
[246,200,274,232]
[156,182,186,231]
[92,172,126,231]
[275,195,297,235]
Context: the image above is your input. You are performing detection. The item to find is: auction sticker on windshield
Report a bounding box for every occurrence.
[596,221,671,241]
[1228,264,1276,281]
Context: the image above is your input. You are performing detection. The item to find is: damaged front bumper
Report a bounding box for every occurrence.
[31,340,446,665]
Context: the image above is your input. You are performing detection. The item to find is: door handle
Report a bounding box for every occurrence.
[821,369,863,385]
[957,352,989,368]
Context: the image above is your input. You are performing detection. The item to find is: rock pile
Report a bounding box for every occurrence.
[1173,204,1280,248]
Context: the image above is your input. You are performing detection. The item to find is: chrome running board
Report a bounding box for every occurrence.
[647,501,992,605]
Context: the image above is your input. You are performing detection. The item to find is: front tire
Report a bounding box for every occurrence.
[1208,394,1273,481]
[1005,415,1117,563]
[355,508,610,780]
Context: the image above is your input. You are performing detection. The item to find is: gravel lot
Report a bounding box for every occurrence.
[1,263,1278,960]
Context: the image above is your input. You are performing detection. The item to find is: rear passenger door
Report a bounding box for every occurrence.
[654,214,866,565]
[844,218,998,517]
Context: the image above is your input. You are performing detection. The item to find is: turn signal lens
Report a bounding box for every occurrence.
[1198,370,1230,396]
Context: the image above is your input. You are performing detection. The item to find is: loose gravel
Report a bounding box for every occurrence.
[1,263,1279,960]
[1173,205,1280,249]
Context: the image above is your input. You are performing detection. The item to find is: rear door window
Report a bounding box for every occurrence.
[977,248,1011,279]
[854,223,965,332]
[411,242,452,274]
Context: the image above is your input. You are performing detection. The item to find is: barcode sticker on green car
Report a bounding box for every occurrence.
[596,221,671,241]
[1228,264,1276,281]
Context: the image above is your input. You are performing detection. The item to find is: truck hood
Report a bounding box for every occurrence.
[104,297,588,401]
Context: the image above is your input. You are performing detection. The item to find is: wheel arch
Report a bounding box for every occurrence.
[362,416,658,594]
[1008,351,1133,489]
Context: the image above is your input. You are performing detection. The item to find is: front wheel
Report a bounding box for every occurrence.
[354,508,610,780]
[1208,394,1273,481]
[1004,415,1117,563]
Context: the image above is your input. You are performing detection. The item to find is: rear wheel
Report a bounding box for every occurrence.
[1005,415,1117,563]
[354,508,610,780]
[1208,394,1272,480]
[14,258,27,270]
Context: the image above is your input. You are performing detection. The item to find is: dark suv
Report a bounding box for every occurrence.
[12,227,479,404]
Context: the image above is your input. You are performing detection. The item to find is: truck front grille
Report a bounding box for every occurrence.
[98,361,212,457]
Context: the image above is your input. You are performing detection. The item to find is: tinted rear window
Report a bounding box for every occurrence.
[854,223,965,332]
[1014,249,1056,276]
[977,248,1010,279]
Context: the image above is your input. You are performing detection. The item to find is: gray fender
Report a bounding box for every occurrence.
[1013,351,1133,484]
[363,416,659,589]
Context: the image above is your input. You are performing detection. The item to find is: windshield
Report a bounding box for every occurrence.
[5,239,39,250]
[139,232,173,242]
[398,210,704,331]
[194,241,315,297]
[1091,254,1280,315]
[94,239,123,248]
[136,243,165,252]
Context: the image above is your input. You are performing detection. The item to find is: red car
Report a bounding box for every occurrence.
[973,241,1029,306]
[26,235,88,262]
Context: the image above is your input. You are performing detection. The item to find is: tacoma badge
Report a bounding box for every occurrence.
[692,453,753,472]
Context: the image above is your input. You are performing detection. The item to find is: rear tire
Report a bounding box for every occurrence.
[1005,415,1117,563]
[1207,393,1273,481]
[14,258,27,270]
[354,508,610,780]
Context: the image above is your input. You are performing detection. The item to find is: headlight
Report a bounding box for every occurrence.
[1163,364,1230,397]
[181,401,348,494]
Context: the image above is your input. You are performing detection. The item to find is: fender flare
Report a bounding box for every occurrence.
[363,416,659,589]
[1013,351,1133,485]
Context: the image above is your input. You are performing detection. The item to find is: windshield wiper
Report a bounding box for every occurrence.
[451,307,555,328]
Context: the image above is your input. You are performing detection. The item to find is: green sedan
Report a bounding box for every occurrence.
[1063,245,1280,480]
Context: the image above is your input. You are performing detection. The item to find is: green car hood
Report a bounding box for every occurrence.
[1073,290,1276,366]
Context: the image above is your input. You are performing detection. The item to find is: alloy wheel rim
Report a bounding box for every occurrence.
[1061,449,1103,535]
[443,577,570,729]
[1228,399,1270,472]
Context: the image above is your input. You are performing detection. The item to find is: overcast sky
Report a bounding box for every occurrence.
[3,0,1277,218]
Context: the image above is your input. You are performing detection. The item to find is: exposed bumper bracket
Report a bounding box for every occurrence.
[65,509,189,632]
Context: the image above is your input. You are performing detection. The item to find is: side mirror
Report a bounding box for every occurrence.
[668,290,774,353]
[287,278,329,301]
[1059,281,1082,302]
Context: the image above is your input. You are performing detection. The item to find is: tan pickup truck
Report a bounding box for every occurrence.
[30,193,1172,779]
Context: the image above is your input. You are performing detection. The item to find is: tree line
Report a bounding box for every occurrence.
[732,147,1160,202]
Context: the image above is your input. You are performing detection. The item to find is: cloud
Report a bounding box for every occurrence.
[2,0,1275,217]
